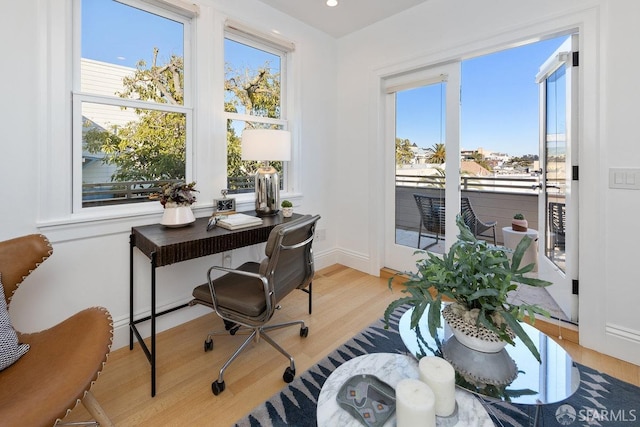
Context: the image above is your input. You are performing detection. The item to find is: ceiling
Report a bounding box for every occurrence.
[256,0,429,38]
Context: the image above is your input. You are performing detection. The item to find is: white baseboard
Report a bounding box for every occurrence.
[605,323,640,344]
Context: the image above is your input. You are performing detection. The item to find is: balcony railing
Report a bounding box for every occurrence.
[82,179,181,207]
[82,175,260,207]
[395,174,543,246]
[396,173,540,194]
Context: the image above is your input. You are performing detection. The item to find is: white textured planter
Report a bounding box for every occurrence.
[442,304,514,354]
[281,207,293,217]
[161,203,195,227]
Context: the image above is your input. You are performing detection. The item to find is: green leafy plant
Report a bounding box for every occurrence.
[384,215,551,362]
[151,181,198,206]
[513,213,525,220]
[281,200,293,208]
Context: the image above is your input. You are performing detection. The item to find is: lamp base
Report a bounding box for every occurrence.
[254,165,280,217]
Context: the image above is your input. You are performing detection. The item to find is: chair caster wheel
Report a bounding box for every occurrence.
[212,380,225,395]
[300,326,309,337]
[204,338,213,352]
[283,367,295,383]
[229,325,240,335]
[223,320,235,330]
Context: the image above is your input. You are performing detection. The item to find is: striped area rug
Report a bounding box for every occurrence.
[235,307,640,426]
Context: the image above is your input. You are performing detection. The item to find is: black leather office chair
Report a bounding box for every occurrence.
[191,214,321,395]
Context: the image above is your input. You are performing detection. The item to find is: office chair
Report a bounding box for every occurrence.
[191,214,320,395]
[0,234,113,426]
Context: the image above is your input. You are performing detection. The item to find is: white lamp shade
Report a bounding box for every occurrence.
[241,129,291,161]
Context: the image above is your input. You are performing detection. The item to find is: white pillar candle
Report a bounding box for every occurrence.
[395,378,436,427]
[418,356,456,417]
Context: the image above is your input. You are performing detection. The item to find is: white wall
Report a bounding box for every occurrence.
[0,0,337,350]
[2,0,639,365]
[334,0,640,365]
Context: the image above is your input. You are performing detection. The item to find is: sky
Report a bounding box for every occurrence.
[82,0,184,68]
[396,36,568,157]
[82,0,567,158]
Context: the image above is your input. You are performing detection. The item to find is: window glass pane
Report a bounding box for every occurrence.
[77,0,188,209]
[81,0,184,105]
[81,102,186,207]
[224,38,281,117]
[224,36,286,195]
[395,83,446,254]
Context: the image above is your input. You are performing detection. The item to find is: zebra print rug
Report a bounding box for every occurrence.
[235,308,639,426]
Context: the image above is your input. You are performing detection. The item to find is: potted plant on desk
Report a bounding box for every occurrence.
[152,181,198,227]
[384,215,551,362]
[281,200,293,217]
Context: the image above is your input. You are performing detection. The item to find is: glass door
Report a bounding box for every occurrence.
[536,35,579,322]
[384,63,460,273]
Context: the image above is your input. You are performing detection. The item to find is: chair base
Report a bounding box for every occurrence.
[204,319,308,395]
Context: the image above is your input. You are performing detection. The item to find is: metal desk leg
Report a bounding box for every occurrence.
[129,234,134,350]
[150,251,157,397]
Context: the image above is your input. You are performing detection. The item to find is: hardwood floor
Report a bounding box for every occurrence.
[61,265,640,426]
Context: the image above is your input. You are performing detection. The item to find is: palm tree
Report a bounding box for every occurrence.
[427,143,446,164]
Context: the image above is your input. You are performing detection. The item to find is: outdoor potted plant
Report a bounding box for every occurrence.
[152,181,198,227]
[281,200,293,217]
[512,213,528,231]
[384,215,551,362]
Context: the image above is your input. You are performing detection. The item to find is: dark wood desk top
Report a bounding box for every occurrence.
[131,212,303,267]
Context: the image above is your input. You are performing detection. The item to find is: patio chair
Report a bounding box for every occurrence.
[548,202,566,250]
[460,197,497,245]
[413,194,446,249]
[191,214,320,395]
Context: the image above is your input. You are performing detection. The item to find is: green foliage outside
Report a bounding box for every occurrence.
[395,138,414,166]
[84,48,282,190]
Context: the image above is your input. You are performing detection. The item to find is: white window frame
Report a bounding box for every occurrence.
[223,23,294,197]
[36,0,198,234]
[35,2,299,241]
[72,0,194,215]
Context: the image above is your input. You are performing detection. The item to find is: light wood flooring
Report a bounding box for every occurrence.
[61,265,640,426]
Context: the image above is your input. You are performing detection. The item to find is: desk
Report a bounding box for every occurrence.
[129,212,304,396]
[502,227,538,272]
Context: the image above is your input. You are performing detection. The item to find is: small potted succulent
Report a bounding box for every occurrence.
[512,213,528,232]
[281,200,293,218]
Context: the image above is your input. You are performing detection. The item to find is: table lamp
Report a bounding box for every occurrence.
[241,128,291,216]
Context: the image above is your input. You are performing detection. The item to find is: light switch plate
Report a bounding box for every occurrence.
[609,168,640,190]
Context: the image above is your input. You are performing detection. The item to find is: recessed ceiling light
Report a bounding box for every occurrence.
[326,0,338,7]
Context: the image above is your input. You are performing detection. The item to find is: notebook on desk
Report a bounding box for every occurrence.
[216,213,264,230]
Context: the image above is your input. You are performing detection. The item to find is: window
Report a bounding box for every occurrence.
[223,25,292,194]
[74,0,192,210]
[38,3,296,234]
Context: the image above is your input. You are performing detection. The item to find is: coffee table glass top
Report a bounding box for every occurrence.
[399,307,580,405]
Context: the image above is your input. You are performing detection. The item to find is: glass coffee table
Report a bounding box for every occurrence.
[399,306,580,407]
